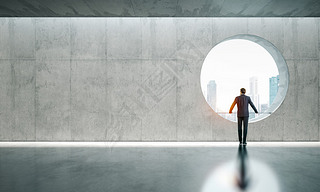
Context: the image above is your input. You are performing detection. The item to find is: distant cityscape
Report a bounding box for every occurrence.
[207,75,279,121]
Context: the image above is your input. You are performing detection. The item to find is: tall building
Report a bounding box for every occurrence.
[249,76,260,114]
[250,76,258,95]
[207,80,217,111]
[269,75,279,106]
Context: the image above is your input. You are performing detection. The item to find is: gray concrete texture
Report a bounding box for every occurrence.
[1,0,320,17]
[0,18,319,141]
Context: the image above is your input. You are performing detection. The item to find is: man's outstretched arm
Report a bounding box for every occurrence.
[229,98,236,113]
[248,98,258,113]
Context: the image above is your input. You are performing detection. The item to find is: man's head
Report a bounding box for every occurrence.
[240,88,246,94]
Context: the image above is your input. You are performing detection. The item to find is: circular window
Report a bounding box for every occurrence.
[200,35,289,123]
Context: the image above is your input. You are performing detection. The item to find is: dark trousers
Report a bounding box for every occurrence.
[237,117,249,143]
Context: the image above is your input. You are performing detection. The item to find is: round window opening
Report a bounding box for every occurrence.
[200,35,289,123]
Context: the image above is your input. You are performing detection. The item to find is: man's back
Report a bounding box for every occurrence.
[229,94,258,117]
[229,89,259,146]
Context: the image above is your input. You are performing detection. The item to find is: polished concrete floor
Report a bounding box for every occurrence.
[0,143,319,192]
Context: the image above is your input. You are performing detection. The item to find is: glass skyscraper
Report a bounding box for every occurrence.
[269,75,279,106]
[248,76,260,119]
[207,80,217,111]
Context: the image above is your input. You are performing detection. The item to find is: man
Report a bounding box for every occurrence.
[229,88,258,146]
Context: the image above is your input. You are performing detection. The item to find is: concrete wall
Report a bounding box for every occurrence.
[0,18,318,141]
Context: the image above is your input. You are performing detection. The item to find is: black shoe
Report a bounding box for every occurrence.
[239,142,243,145]
[243,143,247,146]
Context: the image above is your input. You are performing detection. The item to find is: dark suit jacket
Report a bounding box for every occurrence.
[229,94,258,117]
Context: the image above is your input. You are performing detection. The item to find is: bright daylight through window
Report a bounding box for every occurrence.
[201,35,289,123]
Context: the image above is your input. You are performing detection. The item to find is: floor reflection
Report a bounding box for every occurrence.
[1,145,319,192]
[237,145,249,190]
[202,146,279,192]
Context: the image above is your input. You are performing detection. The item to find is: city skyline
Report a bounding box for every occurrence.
[201,39,279,114]
[206,75,279,114]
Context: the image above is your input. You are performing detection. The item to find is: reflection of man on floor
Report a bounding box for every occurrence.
[237,145,249,189]
[229,88,258,145]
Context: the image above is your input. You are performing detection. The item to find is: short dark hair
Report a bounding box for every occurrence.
[240,88,246,93]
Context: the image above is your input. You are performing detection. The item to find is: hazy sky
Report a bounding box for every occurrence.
[201,39,279,112]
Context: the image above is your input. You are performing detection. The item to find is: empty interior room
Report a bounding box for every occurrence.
[0,1,320,192]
